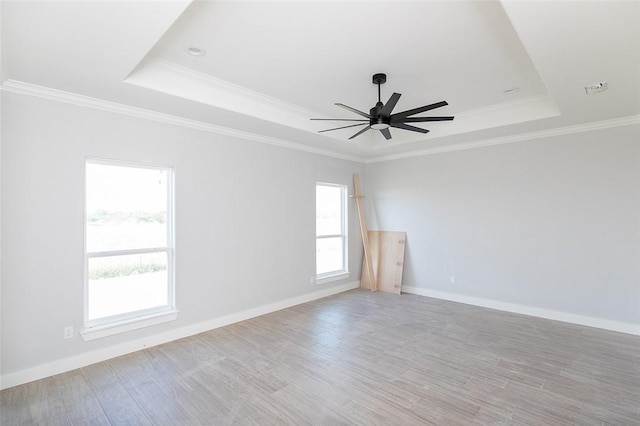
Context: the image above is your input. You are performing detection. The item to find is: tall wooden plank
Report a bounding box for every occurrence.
[359,231,379,291]
[353,174,377,291]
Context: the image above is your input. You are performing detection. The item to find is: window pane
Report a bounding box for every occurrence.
[88,252,168,321]
[86,164,168,252]
[316,185,342,236]
[316,237,344,275]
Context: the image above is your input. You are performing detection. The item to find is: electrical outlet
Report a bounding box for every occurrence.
[450,276,456,285]
[64,326,74,339]
[309,276,316,284]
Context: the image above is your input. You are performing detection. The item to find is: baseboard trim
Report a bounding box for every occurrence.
[402,286,640,336]
[0,281,359,390]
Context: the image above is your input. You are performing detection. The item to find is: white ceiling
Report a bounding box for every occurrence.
[2,1,639,161]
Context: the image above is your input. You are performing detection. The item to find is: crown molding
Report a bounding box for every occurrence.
[371,93,559,150]
[144,57,323,120]
[365,114,640,163]
[126,57,340,140]
[4,79,638,166]
[456,93,553,116]
[132,58,562,150]
[0,79,364,163]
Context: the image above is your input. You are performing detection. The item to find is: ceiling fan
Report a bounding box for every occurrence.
[311,73,454,140]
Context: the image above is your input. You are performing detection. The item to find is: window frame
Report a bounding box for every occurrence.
[315,182,349,283]
[82,158,177,339]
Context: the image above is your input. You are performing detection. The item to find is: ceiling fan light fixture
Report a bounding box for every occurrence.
[371,123,390,130]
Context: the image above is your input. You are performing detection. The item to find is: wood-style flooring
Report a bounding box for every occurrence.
[2,289,639,425]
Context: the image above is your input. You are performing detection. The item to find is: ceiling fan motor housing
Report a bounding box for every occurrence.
[370,102,389,129]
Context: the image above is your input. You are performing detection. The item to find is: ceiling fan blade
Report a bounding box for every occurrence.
[335,103,371,119]
[348,125,371,140]
[399,116,455,123]
[391,101,449,119]
[310,118,369,122]
[318,123,368,133]
[380,128,392,140]
[380,92,401,117]
[390,122,430,134]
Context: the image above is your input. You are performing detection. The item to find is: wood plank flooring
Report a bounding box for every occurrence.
[2,289,639,425]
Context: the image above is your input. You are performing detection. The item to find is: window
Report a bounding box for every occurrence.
[316,183,348,282]
[83,160,175,338]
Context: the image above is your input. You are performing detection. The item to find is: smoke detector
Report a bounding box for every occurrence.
[585,81,608,95]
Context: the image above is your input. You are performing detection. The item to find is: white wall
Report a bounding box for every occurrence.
[0,93,363,381]
[0,2,5,389]
[366,125,640,327]
[2,88,638,388]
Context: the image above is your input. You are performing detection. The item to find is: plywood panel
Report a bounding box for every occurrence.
[360,231,406,294]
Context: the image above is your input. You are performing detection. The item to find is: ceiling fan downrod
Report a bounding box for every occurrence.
[370,73,389,130]
[372,73,386,104]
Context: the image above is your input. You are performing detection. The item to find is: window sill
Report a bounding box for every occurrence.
[316,272,350,285]
[80,310,179,341]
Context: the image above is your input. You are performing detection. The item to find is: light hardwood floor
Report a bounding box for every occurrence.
[2,290,639,425]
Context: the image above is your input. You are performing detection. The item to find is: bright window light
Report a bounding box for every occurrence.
[316,183,348,277]
[85,160,174,325]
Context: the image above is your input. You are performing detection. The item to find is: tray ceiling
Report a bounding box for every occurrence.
[2,0,639,161]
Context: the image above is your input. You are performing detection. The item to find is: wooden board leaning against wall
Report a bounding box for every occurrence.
[353,174,406,294]
[360,231,406,294]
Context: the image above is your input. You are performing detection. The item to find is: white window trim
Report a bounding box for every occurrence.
[82,158,177,338]
[316,182,349,284]
[316,271,351,285]
[80,309,179,341]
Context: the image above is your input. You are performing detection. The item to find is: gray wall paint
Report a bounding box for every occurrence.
[0,93,364,375]
[2,89,639,378]
[366,125,640,324]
